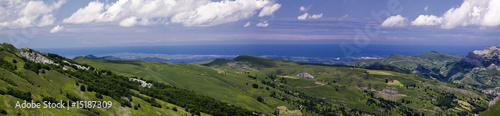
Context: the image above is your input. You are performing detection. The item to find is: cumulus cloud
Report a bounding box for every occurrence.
[50,25,64,33]
[297,13,309,20]
[243,22,251,27]
[309,13,323,19]
[411,15,442,26]
[62,1,103,24]
[258,3,281,17]
[0,0,66,29]
[381,15,408,27]
[256,21,268,27]
[119,17,138,27]
[482,0,500,27]
[411,0,500,29]
[62,0,281,27]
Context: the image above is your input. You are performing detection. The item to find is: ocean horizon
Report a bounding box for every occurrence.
[36,44,488,58]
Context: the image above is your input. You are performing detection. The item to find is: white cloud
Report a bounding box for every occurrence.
[50,25,64,33]
[0,0,66,29]
[38,14,56,27]
[482,0,500,26]
[424,5,429,11]
[63,0,280,27]
[309,13,323,19]
[62,1,104,24]
[381,15,408,27]
[299,5,311,12]
[119,17,138,27]
[256,21,268,27]
[297,13,308,20]
[411,0,500,29]
[243,22,251,27]
[411,15,442,26]
[258,3,281,17]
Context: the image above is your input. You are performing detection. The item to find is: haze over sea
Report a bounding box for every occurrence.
[37,44,488,58]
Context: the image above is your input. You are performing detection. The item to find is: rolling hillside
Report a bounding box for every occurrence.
[0,43,254,116]
[75,54,496,115]
[351,47,500,88]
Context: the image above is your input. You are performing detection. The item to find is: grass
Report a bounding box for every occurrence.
[387,80,404,87]
[367,70,394,76]
[0,50,189,116]
[74,54,496,115]
[480,99,500,116]
[276,106,302,116]
[74,57,276,114]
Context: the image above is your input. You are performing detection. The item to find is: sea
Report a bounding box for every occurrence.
[36,44,487,58]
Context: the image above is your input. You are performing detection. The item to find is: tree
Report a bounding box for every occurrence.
[95,93,103,99]
[252,84,258,88]
[0,109,6,115]
[385,79,388,83]
[12,59,17,63]
[172,107,178,111]
[80,85,86,91]
[257,96,264,102]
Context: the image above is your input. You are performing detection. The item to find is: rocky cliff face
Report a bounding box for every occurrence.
[462,46,500,67]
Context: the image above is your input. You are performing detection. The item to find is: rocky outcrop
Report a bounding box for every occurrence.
[297,73,314,80]
[21,51,55,64]
[481,89,500,96]
[129,78,153,88]
[462,46,500,67]
[21,50,89,70]
[63,61,89,70]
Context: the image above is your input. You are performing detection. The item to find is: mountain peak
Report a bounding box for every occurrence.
[462,46,500,67]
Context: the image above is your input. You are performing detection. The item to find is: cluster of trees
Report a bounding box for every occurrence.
[140,82,254,116]
[6,87,32,101]
[0,76,17,86]
[0,58,16,72]
[435,93,458,109]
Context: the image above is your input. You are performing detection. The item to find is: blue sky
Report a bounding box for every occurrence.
[0,0,499,48]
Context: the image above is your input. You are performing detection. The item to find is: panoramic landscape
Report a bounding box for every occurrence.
[1,0,500,116]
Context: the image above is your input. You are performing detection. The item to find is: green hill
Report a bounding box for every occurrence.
[75,54,495,115]
[351,51,464,80]
[351,48,500,88]
[0,43,255,116]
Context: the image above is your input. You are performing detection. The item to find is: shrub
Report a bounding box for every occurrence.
[80,85,86,91]
[95,93,103,99]
[252,84,258,88]
[257,96,264,102]
[0,109,6,115]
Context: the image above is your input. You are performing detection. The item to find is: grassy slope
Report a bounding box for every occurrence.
[480,100,500,116]
[0,50,191,116]
[73,57,275,114]
[76,54,493,115]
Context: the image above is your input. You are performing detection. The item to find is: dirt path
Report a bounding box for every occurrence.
[133,66,149,74]
[299,81,325,88]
